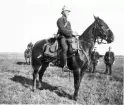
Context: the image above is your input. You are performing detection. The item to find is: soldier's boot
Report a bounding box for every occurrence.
[104,69,108,74]
[62,54,69,72]
[92,64,95,73]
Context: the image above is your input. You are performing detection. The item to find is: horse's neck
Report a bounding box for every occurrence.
[79,22,95,41]
[79,22,95,54]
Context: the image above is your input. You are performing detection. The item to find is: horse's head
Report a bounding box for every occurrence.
[28,42,33,50]
[93,15,114,44]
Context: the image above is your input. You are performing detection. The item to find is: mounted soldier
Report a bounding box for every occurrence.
[90,47,100,73]
[104,46,115,75]
[43,6,79,70]
[56,6,78,71]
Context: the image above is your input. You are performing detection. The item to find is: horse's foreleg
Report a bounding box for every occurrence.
[89,61,92,72]
[73,68,81,101]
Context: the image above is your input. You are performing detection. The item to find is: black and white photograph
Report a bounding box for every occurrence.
[0,0,123,104]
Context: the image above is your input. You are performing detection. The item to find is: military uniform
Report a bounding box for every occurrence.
[57,16,72,38]
[57,15,73,67]
[91,51,99,72]
[104,51,115,75]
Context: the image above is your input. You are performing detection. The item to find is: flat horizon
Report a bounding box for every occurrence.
[0,52,123,56]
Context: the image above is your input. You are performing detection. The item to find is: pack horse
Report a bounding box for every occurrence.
[24,42,33,64]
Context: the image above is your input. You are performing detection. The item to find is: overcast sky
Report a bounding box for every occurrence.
[0,0,124,55]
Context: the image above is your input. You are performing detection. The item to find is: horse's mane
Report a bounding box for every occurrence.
[78,21,95,56]
[79,21,95,41]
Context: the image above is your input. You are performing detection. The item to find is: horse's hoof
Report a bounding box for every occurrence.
[38,84,42,89]
[32,87,36,92]
[72,96,78,101]
[32,89,35,92]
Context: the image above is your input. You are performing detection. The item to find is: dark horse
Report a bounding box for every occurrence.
[24,42,33,64]
[31,15,114,100]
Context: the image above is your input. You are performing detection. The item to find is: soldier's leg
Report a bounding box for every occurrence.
[109,64,112,75]
[92,63,95,73]
[107,64,110,74]
[61,37,68,68]
[105,64,108,74]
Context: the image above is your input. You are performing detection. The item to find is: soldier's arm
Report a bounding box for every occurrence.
[57,18,72,37]
[112,52,115,61]
[96,52,100,59]
[104,52,107,61]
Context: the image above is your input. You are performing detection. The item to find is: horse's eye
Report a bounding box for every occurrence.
[99,24,102,27]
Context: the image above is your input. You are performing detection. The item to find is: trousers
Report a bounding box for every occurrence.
[60,36,71,66]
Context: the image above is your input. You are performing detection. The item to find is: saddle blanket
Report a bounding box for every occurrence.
[44,37,79,57]
[44,40,58,57]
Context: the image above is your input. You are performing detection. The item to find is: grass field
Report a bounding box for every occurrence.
[0,53,123,105]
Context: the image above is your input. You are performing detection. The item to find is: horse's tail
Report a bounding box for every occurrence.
[31,47,36,68]
[31,39,48,70]
[31,53,34,69]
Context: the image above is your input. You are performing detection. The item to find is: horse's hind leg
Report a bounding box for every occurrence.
[39,62,49,89]
[32,66,41,91]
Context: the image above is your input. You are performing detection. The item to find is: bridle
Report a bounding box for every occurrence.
[93,19,110,44]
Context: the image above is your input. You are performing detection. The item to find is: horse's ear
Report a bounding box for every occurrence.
[93,14,97,20]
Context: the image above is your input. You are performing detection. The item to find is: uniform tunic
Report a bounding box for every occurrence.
[104,51,115,64]
[57,16,72,38]
[91,51,100,64]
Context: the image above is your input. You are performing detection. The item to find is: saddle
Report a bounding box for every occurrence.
[44,36,79,57]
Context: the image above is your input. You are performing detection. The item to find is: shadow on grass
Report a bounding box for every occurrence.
[110,75,123,83]
[16,62,30,65]
[11,75,73,100]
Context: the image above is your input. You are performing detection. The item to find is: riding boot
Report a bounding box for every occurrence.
[62,54,69,72]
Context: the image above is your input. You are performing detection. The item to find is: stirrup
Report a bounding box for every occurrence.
[62,65,69,72]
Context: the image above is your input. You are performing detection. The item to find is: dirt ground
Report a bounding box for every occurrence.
[0,53,123,105]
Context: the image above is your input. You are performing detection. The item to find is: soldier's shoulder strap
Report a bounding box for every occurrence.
[64,20,68,27]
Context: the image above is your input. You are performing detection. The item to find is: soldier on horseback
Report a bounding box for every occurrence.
[57,6,78,71]
[104,46,115,75]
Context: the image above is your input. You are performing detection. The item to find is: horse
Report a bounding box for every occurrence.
[24,43,33,65]
[31,15,114,100]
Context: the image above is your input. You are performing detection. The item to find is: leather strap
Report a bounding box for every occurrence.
[64,20,68,27]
